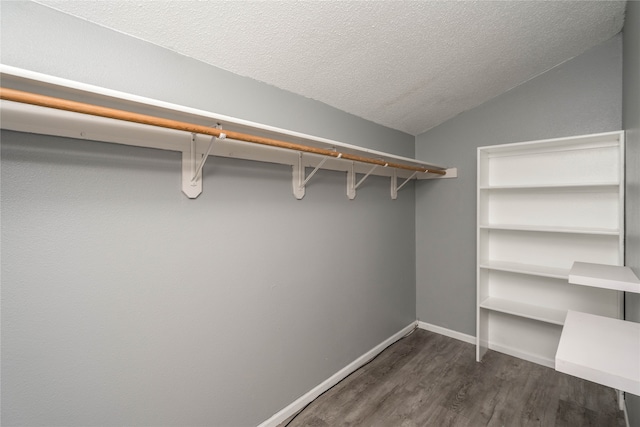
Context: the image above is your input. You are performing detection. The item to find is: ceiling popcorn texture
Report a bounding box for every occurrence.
[35,1,626,136]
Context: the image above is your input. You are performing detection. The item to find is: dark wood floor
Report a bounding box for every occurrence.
[280,329,624,427]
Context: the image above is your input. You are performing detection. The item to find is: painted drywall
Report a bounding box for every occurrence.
[0,3,416,426]
[415,35,622,337]
[623,1,640,424]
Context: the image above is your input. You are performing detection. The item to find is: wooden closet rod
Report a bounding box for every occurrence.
[0,87,446,175]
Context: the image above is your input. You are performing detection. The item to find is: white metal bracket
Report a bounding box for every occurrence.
[391,169,397,200]
[293,152,336,199]
[292,153,305,199]
[391,169,418,200]
[347,163,379,200]
[181,128,225,199]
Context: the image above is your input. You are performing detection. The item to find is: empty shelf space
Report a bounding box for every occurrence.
[479,261,569,279]
[556,310,640,395]
[569,262,640,293]
[479,297,567,325]
[479,224,619,235]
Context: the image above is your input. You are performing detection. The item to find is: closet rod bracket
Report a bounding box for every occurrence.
[293,151,340,199]
[181,127,225,199]
[391,170,418,200]
[347,163,379,200]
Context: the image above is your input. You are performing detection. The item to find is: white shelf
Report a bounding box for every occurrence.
[569,262,640,294]
[479,260,568,279]
[556,310,640,395]
[480,297,567,326]
[479,131,621,154]
[479,224,619,236]
[479,182,619,191]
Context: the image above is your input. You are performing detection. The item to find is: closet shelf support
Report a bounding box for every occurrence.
[391,170,418,199]
[347,163,379,200]
[182,134,202,198]
[181,130,226,199]
[293,152,339,199]
[191,129,225,183]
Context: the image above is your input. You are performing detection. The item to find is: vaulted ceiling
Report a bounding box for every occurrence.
[35,1,626,136]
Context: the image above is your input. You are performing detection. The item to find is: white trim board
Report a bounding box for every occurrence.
[417,321,555,368]
[487,342,555,369]
[417,321,476,345]
[257,322,417,427]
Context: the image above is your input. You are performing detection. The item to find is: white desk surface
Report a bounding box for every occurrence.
[556,310,640,396]
[569,262,640,294]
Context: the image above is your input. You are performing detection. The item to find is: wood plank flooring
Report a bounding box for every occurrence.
[279,329,624,427]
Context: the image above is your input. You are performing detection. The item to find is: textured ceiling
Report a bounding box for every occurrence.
[34,1,626,136]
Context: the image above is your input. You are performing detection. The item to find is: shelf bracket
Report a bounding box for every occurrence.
[391,170,418,200]
[293,152,336,199]
[347,163,378,200]
[181,128,225,199]
[391,169,397,200]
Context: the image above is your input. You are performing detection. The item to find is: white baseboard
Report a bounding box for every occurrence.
[487,342,555,369]
[416,321,476,345]
[415,323,556,369]
[256,321,417,427]
[417,321,556,369]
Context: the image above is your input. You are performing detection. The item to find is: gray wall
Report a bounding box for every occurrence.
[415,35,623,336]
[0,3,416,426]
[623,1,640,424]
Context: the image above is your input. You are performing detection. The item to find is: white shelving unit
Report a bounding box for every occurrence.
[476,131,625,368]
